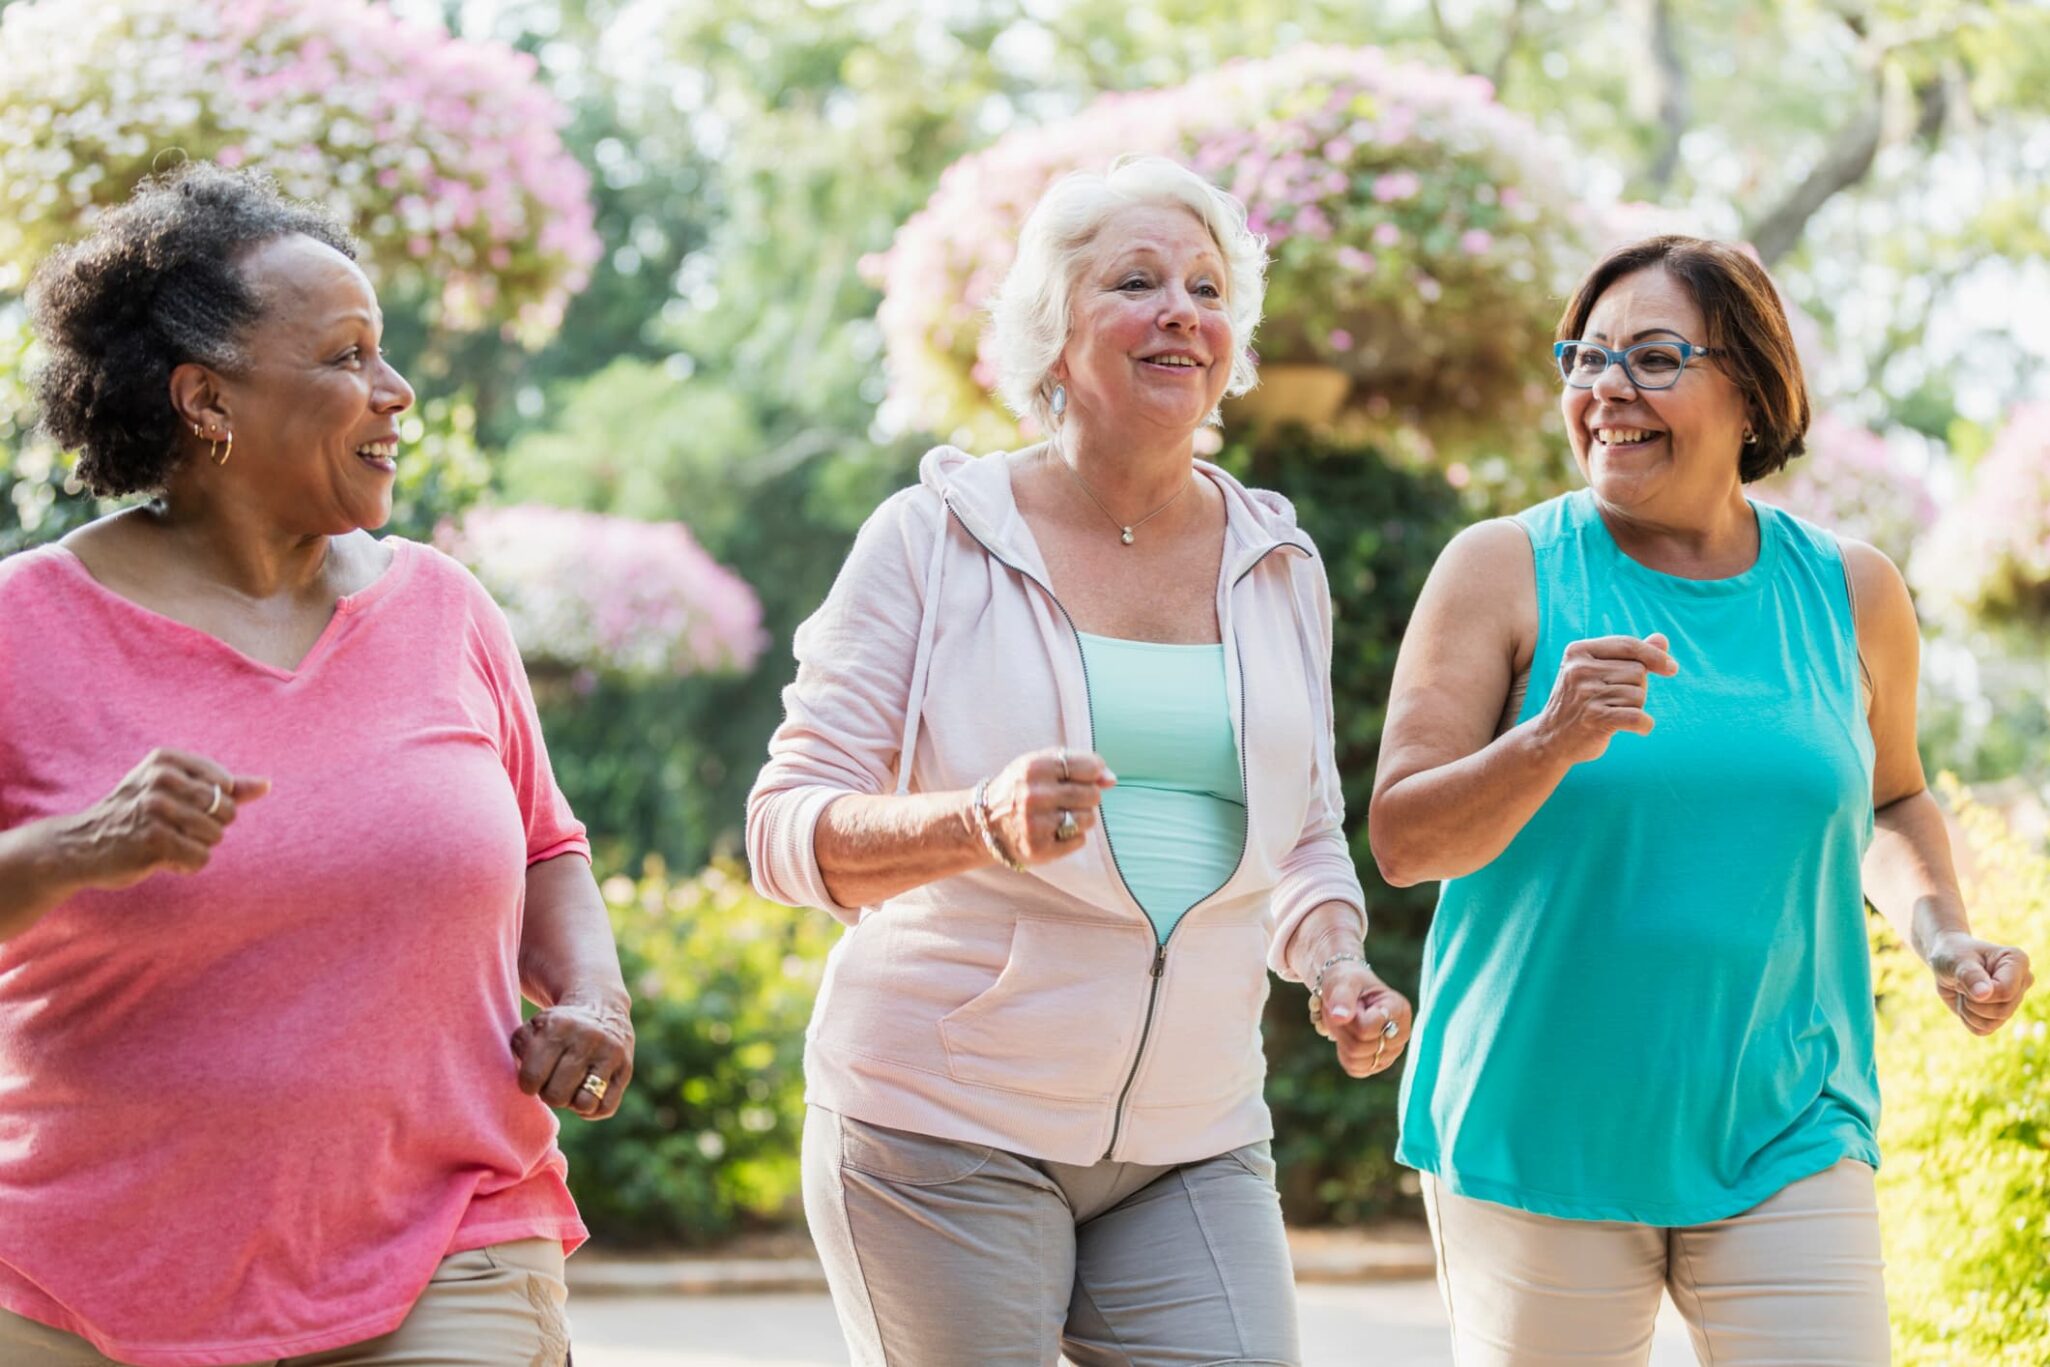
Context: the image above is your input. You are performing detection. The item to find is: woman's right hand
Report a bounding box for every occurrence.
[1533,632,1678,765]
[63,749,271,890]
[980,747,1116,867]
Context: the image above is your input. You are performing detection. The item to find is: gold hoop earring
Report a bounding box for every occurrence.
[210,430,233,466]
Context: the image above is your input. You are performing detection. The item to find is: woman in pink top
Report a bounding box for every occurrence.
[0,165,632,1366]
[748,157,1414,1365]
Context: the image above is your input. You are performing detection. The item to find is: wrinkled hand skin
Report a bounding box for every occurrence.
[512,1000,635,1120]
[1315,961,1415,1079]
[1927,931,2035,1037]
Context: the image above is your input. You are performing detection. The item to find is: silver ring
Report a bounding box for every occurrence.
[1054,808,1080,841]
[1056,747,1071,782]
[205,783,223,816]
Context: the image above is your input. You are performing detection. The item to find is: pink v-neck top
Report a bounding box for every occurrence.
[0,539,590,1366]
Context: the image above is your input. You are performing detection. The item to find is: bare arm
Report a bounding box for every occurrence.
[0,819,92,941]
[815,790,985,910]
[511,852,635,1119]
[1847,540,2033,1033]
[1368,520,1675,887]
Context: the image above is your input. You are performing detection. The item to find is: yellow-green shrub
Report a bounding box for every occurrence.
[556,861,836,1246]
[1875,781,2050,1363]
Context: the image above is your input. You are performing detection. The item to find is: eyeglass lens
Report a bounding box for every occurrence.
[1559,343,1688,389]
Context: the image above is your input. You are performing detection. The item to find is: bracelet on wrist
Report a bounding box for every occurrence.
[1309,950,1368,998]
[971,778,1028,873]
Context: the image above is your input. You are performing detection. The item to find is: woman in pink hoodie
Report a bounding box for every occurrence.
[748,156,1412,1366]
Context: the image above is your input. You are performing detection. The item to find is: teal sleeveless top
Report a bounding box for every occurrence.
[1395,491,1880,1225]
[1076,632,1246,942]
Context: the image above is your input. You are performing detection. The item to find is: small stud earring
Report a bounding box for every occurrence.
[1742,429,1758,445]
[1049,384,1067,418]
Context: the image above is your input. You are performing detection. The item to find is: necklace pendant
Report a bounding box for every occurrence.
[1120,527,1135,546]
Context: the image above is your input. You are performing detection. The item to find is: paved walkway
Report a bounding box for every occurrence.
[571,1282,1702,1365]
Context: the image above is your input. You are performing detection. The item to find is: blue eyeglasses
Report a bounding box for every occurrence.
[1554,339,1719,390]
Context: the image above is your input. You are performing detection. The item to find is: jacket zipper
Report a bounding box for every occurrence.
[1100,541,1300,1158]
[944,502,1305,1161]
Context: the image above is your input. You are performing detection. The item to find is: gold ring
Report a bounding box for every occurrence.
[577,1071,608,1102]
[1054,808,1080,841]
[205,783,223,817]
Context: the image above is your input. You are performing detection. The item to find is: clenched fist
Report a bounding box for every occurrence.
[977,747,1117,867]
[1534,632,1679,765]
[62,748,270,890]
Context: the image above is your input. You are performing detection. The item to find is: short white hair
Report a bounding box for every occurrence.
[988,155,1268,435]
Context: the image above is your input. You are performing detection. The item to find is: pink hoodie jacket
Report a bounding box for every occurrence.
[747,447,1365,1165]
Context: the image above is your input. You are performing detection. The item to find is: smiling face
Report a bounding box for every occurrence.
[1562,266,1751,512]
[210,233,415,534]
[1052,202,1235,438]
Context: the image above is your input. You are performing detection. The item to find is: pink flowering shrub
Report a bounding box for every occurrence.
[0,0,598,340]
[438,506,767,683]
[1752,412,1937,567]
[872,45,1591,450]
[1915,404,2050,624]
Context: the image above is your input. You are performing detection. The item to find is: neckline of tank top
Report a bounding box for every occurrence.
[1075,629,1227,652]
[1576,490,1783,599]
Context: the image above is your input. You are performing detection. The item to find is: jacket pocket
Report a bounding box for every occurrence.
[938,917,1153,1100]
[1132,921,1271,1108]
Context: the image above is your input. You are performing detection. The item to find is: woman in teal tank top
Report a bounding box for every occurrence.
[1372,237,2034,1363]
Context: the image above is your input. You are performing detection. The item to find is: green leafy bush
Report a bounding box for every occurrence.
[557,861,835,1246]
[1876,781,2050,1364]
[1220,432,1464,1222]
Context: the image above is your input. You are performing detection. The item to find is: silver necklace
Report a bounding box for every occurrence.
[1054,452,1192,546]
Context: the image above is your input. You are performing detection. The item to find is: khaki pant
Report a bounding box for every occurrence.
[0,1238,570,1367]
[1424,1159,1890,1366]
[804,1106,1301,1366]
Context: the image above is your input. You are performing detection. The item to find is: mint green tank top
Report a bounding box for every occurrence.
[1396,491,1880,1224]
[1075,633,1246,942]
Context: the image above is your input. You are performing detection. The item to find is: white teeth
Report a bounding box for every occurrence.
[355,441,397,459]
[1147,355,1200,367]
[1597,429,1656,445]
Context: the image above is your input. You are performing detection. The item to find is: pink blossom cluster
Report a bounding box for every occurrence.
[0,0,598,340]
[1914,404,2050,623]
[438,505,768,682]
[1752,412,1938,567]
[871,45,1590,448]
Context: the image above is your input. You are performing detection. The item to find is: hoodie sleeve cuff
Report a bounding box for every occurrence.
[1266,864,1368,981]
[749,786,865,925]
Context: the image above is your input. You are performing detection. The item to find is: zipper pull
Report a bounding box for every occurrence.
[1151,945,1167,978]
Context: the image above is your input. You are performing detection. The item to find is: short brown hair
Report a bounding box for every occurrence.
[1557,236,1810,483]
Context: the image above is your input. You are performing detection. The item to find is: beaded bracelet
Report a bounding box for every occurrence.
[1309,951,1368,999]
[971,778,1028,873]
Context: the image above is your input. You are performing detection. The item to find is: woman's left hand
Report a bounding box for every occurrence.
[511,999,635,1120]
[1312,961,1414,1078]
[1926,931,2035,1036]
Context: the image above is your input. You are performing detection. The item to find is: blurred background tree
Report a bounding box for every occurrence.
[3,3,2047,1323]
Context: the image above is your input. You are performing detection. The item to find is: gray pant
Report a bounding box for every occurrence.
[802,1106,1300,1366]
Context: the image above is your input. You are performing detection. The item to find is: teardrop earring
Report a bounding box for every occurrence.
[1049,384,1067,418]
